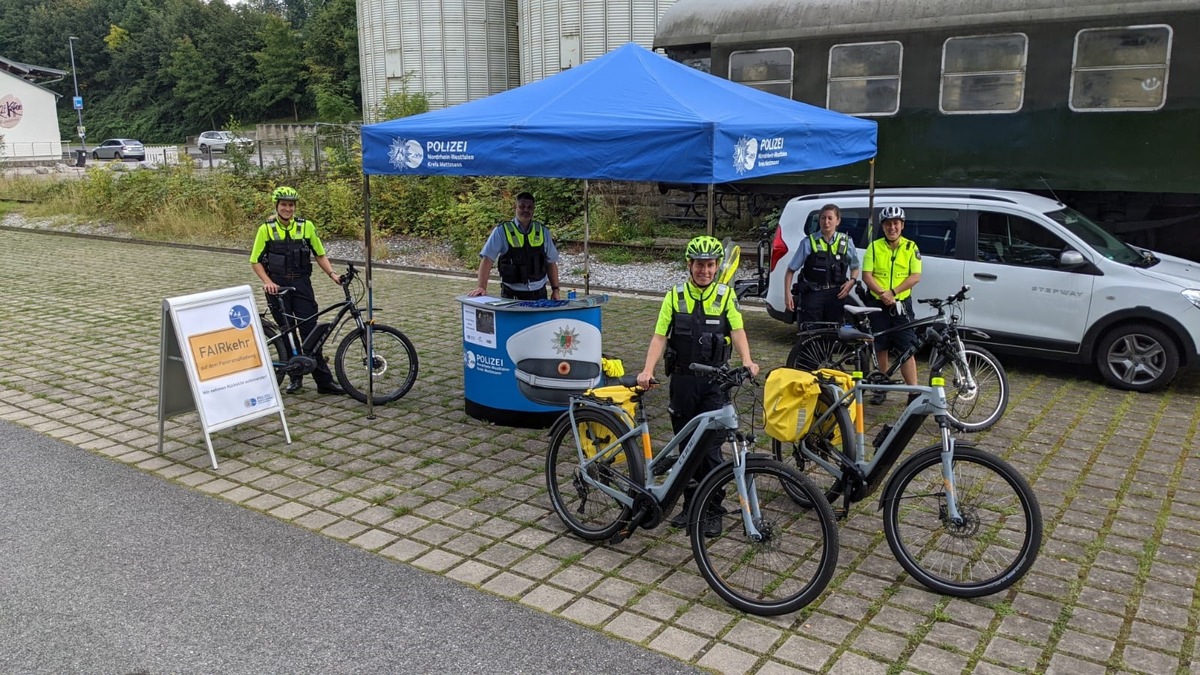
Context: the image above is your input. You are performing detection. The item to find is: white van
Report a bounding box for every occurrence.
[766,188,1200,391]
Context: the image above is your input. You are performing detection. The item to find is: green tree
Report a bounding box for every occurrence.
[251,15,306,121]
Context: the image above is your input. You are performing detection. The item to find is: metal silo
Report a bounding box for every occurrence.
[517,0,679,84]
[358,0,520,118]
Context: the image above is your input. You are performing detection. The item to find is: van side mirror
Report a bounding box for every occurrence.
[1059,250,1086,268]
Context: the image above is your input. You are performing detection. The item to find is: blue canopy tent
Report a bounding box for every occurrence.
[357,41,875,316]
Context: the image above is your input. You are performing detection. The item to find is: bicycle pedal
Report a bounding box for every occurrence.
[832,507,850,520]
[608,528,633,545]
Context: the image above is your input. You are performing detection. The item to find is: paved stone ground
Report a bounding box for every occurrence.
[2,227,1199,674]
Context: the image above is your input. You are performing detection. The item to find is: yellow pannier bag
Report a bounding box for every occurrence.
[813,368,857,446]
[763,368,822,442]
[578,386,638,460]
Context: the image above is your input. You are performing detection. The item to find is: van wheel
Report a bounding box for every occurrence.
[1095,324,1179,392]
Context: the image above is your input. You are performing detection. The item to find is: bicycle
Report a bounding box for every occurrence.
[260,263,419,405]
[545,364,840,616]
[787,285,1008,432]
[733,223,774,300]
[774,328,1042,597]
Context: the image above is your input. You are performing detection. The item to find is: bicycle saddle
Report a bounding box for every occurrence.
[845,305,882,317]
[837,324,875,343]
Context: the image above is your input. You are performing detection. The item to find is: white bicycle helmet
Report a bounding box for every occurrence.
[880,206,906,221]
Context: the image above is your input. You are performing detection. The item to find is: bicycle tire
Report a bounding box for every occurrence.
[334,324,419,404]
[944,346,1009,432]
[772,388,853,508]
[545,407,644,541]
[260,320,289,386]
[787,330,858,372]
[690,458,840,616]
[881,444,1042,597]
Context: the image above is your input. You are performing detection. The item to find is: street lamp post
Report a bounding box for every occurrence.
[67,36,86,160]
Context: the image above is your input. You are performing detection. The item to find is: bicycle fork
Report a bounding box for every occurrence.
[950,336,979,400]
[731,438,767,541]
[938,427,966,526]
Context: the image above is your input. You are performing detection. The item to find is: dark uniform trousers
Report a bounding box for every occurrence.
[668,371,726,486]
[798,285,847,327]
[265,274,336,388]
[499,285,549,301]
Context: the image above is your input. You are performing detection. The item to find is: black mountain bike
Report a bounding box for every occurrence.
[260,263,418,404]
[787,285,1008,432]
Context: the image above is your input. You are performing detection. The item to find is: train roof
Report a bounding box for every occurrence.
[654,0,1197,47]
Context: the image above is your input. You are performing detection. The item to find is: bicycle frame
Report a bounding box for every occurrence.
[565,386,769,540]
[803,371,968,526]
[262,272,368,364]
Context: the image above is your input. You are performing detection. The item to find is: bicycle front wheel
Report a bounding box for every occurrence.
[787,330,857,372]
[945,346,1009,432]
[691,458,839,616]
[773,388,853,507]
[881,444,1042,597]
[260,319,288,385]
[545,407,644,541]
[335,325,419,404]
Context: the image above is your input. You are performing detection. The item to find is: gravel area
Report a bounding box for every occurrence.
[0,212,755,295]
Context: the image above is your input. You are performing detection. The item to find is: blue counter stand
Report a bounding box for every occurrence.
[458,295,608,428]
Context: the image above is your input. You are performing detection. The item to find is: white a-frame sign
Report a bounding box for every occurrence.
[158,285,290,469]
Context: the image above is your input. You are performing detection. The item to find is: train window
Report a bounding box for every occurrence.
[827,42,902,116]
[729,48,793,98]
[1070,25,1172,111]
[940,34,1027,114]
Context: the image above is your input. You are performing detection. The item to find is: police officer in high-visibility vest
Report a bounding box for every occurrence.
[862,206,922,404]
[637,236,760,537]
[468,192,561,300]
[781,203,861,327]
[250,186,344,396]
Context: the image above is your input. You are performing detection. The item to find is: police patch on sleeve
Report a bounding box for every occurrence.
[914,249,922,260]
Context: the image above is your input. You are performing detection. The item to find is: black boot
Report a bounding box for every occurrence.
[701,491,728,538]
[285,377,303,394]
[669,483,698,528]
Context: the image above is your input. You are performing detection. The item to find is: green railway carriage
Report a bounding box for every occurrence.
[654,0,1200,259]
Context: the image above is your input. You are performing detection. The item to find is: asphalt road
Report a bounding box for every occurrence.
[0,420,697,674]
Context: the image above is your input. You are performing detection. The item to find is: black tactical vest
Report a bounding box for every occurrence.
[262,218,313,278]
[667,283,732,371]
[497,220,548,285]
[802,233,850,286]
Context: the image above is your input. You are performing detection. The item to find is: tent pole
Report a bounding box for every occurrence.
[866,158,877,242]
[362,174,375,419]
[583,180,590,295]
[706,184,715,236]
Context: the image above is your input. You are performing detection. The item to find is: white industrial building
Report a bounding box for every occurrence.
[357,0,678,121]
[0,56,67,162]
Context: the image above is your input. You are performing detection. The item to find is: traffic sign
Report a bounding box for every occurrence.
[73,96,83,110]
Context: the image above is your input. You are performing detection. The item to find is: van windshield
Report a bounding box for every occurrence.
[1045,208,1146,265]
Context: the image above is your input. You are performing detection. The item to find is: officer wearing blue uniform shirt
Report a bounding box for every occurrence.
[468,192,562,300]
[781,203,860,328]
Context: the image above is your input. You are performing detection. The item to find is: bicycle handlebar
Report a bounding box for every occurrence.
[916,284,971,310]
[690,363,756,390]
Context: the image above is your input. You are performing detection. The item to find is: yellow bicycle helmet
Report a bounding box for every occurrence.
[686,235,724,261]
[272,186,299,203]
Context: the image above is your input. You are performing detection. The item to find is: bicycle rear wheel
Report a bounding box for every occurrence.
[772,388,853,507]
[787,330,857,372]
[945,346,1008,432]
[260,320,289,385]
[881,444,1042,597]
[335,324,419,404]
[690,458,839,616]
[545,407,644,541]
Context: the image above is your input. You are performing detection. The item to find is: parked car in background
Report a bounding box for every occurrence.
[92,138,145,161]
[767,188,1200,392]
[197,130,254,153]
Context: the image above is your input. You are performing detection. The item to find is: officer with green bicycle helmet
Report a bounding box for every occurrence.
[637,235,760,537]
[250,186,344,396]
